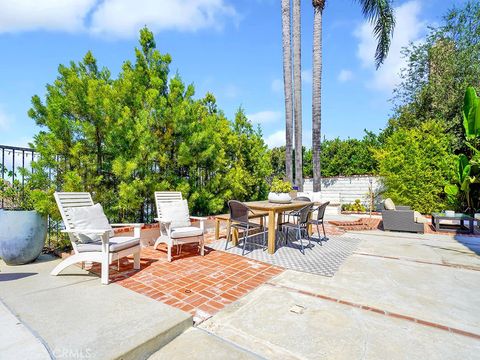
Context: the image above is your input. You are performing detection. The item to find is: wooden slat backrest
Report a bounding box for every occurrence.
[54,192,94,231]
[154,191,183,219]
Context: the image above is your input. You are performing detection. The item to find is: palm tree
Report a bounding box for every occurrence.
[293,0,303,191]
[311,0,395,191]
[281,0,293,184]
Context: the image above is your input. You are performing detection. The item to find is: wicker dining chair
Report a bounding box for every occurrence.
[308,201,330,242]
[281,203,314,255]
[281,196,311,227]
[225,200,267,255]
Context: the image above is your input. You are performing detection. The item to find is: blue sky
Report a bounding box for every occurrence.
[0,0,468,149]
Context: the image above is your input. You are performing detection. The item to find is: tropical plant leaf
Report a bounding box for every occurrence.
[463,86,480,139]
[444,183,459,196]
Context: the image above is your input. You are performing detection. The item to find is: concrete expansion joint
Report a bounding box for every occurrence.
[0,297,55,359]
[264,282,480,341]
[353,252,480,272]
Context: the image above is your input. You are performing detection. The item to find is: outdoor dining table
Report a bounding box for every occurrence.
[231,200,314,254]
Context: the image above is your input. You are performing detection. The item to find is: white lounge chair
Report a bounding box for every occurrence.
[153,191,206,262]
[51,192,143,284]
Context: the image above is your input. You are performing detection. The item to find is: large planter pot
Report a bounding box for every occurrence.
[268,192,292,204]
[0,210,47,265]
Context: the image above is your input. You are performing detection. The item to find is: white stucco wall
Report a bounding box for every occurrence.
[300,175,382,206]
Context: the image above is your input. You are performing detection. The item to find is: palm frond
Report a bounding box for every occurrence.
[356,0,396,69]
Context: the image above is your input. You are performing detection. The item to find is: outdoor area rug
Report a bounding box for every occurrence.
[207,232,361,277]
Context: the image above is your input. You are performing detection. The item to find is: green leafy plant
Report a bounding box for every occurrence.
[444,86,480,212]
[342,199,367,212]
[270,178,292,193]
[463,86,480,140]
[374,120,456,213]
[0,179,56,217]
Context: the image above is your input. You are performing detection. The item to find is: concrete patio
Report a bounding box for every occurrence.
[198,229,480,359]
[1,219,480,359]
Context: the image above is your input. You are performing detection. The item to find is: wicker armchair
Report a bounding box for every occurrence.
[381,201,424,234]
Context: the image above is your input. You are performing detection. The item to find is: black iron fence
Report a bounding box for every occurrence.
[0,144,160,250]
[0,144,70,250]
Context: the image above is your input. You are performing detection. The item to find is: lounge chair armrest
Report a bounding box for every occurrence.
[190,216,207,231]
[110,223,144,238]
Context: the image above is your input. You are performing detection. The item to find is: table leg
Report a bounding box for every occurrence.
[435,218,440,232]
[215,219,220,240]
[268,210,276,254]
[470,219,474,234]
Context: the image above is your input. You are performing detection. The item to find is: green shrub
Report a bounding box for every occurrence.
[373,120,456,213]
[342,199,367,212]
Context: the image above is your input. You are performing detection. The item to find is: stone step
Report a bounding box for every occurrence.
[0,255,192,360]
[149,328,263,360]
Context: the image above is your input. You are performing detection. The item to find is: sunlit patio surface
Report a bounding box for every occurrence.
[85,223,343,323]
[89,236,284,324]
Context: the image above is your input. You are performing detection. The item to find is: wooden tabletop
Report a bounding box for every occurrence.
[245,200,313,212]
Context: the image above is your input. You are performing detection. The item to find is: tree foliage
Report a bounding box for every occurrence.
[29,28,271,220]
[373,120,456,213]
[389,1,480,151]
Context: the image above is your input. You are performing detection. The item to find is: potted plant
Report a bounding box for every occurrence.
[0,179,55,265]
[268,178,293,203]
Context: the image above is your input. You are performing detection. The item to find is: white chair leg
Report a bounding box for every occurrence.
[167,245,172,262]
[50,254,88,276]
[200,236,205,256]
[133,252,140,270]
[101,249,110,285]
[153,237,162,250]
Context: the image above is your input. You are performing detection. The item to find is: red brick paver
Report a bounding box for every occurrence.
[87,235,283,323]
[83,220,347,323]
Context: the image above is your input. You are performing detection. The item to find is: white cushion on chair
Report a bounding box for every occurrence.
[170,226,203,239]
[77,236,140,252]
[158,200,191,228]
[66,203,113,243]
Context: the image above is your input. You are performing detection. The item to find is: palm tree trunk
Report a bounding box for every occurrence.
[292,0,303,191]
[281,0,293,184]
[312,0,325,192]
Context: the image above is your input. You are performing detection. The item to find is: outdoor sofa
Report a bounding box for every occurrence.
[381,198,427,234]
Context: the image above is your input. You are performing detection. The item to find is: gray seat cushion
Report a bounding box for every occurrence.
[170,226,203,239]
[77,236,140,253]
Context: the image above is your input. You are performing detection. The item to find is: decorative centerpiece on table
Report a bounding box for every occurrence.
[268,178,293,204]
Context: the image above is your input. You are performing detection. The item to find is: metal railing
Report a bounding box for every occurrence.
[0,144,69,250]
[0,144,160,250]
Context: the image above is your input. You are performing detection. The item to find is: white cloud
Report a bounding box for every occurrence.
[246,110,282,124]
[355,0,426,92]
[264,130,285,148]
[338,69,353,82]
[0,0,95,33]
[0,0,237,37]
[271,78,283,93]
[89,0,237,38]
